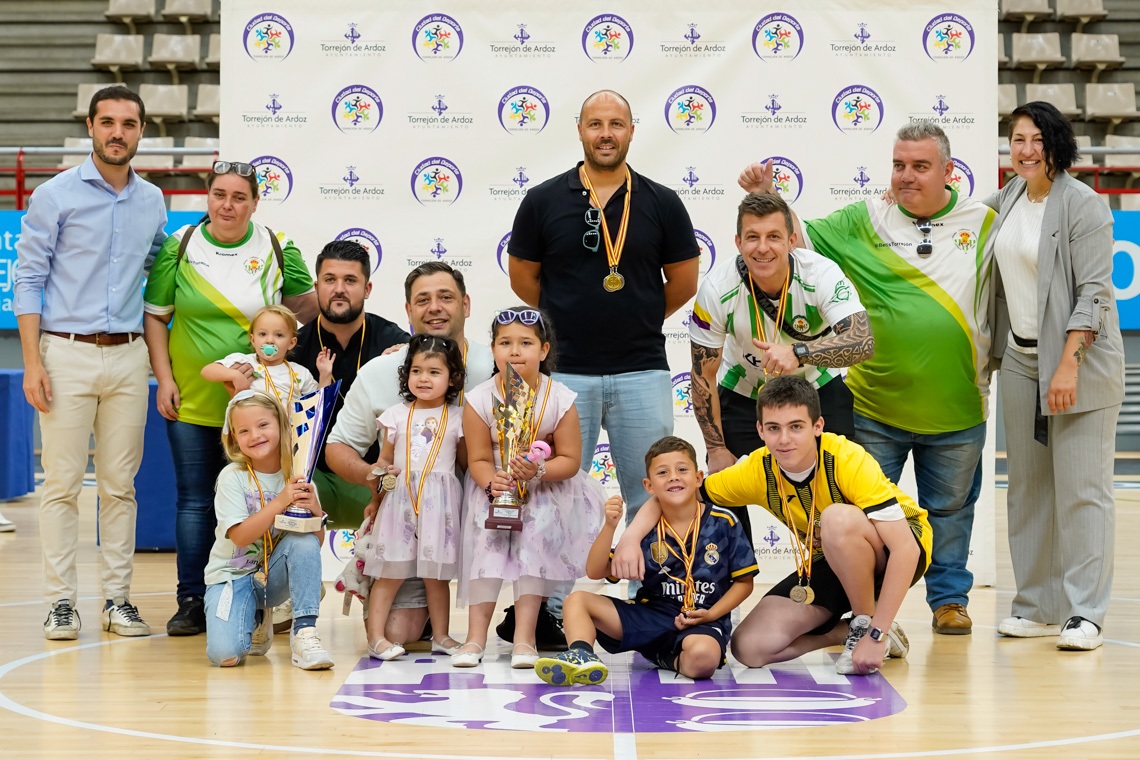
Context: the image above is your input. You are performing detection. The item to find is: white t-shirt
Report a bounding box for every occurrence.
[994,191,1046,352]
[203,465,286,586]
[218,352,319,402]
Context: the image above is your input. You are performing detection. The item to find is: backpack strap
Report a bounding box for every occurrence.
[265,227,285,273]
[175,224,198,267]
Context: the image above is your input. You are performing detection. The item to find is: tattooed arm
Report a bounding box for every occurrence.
[1048,329,1095,414]
[799,312,875,368]
[690,341,737,474]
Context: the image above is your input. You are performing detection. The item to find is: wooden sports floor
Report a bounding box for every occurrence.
[3,482,1140,760]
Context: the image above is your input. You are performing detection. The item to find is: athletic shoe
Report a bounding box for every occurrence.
[884,621,909,660]
[536,605,568,651]
[102,597,151,637]
[44,599,80,640]
[291,627,334,670]
[535,649,609,686]
[0,511,15,533]
[167,595,206,636]
[1057,616,1102,651]
[998,616,1061,638]
[835,614,873,675]
[272,598,294,634]
[249,610,273,656]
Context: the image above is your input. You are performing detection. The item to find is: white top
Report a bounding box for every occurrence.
[203,465,286,586]
[218,352,318,401]
[328,341,495,456]
[379,402,464,472]
[994,191,1047,353]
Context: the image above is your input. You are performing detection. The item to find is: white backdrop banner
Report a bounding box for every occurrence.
[223,0,998,585]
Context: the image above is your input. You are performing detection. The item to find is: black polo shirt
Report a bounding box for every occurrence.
[294,312,410,472]
[508,162,698,374]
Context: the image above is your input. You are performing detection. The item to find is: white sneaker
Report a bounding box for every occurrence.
[250,610,273,656]
[999,616,1061,638]
[291,627,334,670]
[44,599,80,640]
[1057,617,1102,651]
[883,621,909,660]
[0,510,14,533]
[835,614,872,675]
[102,597,151,637]
[272,598,294,634]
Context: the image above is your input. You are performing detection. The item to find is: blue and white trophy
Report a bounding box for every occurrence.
[275,381,340,533]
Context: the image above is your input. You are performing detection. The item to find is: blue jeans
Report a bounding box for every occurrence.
[852,412,985,610]
[167,419,228,599]
[551,370,674,609]
[203,532,322,666]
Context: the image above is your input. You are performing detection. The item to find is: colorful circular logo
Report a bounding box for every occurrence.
[243,256,264,275]
[331,85,382,134]
[590,443,619,487]
[763,156,804,204]
[694,229,717,276]
[832,85,884,134]
[665,86,716,134]
[251,155,293,204]
[952,228,978,253]
[244,13,294,61]
[496,232,511,274]
[582,14,634,62]
[752,13,804,62]
[948,157,975,197]
[498,86,550,135]
[672,372,693,417]
[335,228,382,273]
[411,157,463,206]
[412,14,463,61]
[326,528,357,562]
[923,14,975,62]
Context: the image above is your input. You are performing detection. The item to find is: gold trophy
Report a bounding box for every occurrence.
[275,382,340,533]
[484,365,538,532]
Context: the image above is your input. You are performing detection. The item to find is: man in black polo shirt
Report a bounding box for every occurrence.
[294,239,409,528]
[508,89,699,609]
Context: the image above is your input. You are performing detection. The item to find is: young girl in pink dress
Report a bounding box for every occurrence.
[360,334,466,660]
[453,307,604,669]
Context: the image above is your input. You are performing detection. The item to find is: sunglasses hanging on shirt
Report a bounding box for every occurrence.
[915,217,933,258]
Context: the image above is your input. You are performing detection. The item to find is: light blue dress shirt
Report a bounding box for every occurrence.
[14,155,168,334]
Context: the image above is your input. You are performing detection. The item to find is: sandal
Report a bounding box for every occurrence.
[450,642,485,667]
[367,638,405,661]
[432,636,463,655]
[511,643,540,669]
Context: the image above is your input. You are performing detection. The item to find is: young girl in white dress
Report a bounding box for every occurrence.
[360,334,467,660]
[453,307,605,669]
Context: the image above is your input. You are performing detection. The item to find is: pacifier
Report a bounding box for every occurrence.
[260,344,279,357]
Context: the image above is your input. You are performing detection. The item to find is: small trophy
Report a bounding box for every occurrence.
[275,381,341,533]
[484,365,541,532]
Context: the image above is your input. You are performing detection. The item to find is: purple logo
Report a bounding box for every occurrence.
[331,85,382,134]
[325,528,357,561]
[762,156,804,204]
[590,443,618,488]
[411,157,463,205]
[763,526,782,547]
[923,14,975,62]
[498,86,549,134]
[665,85,716,134]
[582,14,634,62]
[413,14,463,61]
[694,229,717,275]
[672,372,693,417]
[335,228,382,273]
[752,13,803,61]
[331,653,907,731]
[832,85,884,134]
[250,155,293,203]
[948,157,975,197]
[244,13,294,61]
[496,232,511,274]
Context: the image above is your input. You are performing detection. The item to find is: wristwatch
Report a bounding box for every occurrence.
[793,342,809,366]
[868,626,886,642]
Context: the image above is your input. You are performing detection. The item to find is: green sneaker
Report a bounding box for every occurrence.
[535,648,608,686]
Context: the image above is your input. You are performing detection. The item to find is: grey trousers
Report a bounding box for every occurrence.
[1001,346,1119,627]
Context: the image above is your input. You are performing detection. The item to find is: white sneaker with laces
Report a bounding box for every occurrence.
[102,597,151,637]
[249,610,273,656]
[291,627,334,670]
[999,616,1061,638]
[1057,616,1102,651]
[44,599,80,640]
[835,614,872,675]
[883,620,909,659]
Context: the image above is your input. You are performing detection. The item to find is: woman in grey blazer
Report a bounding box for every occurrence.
[988,101,1124,651]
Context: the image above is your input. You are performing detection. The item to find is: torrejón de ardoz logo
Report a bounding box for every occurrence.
[411,157,463,205]
[251,155,293,203]
[665,86,716,134]
[321,22,387,58]
[752,13,803,62]
[412,14,463,61]
[922,13,975,62]
[582,14,634,62]
[832,85,884,134]
[244,13,294,60]
[489,23,556,58]
[331,85,382,134]
[498,86,549,135]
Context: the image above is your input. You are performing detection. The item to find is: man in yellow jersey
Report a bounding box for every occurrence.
[616,376,931,676]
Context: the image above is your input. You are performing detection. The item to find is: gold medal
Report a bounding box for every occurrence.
[789,584,814,605]
[650,541,669,564]
[381,474,398,492]
[254,570,267,587]
[603,271,625,292]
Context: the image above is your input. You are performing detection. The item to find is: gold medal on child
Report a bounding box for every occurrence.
[380,474,398,492]
[650,541,669,565]
[789,584,815,605]
[254,569,267,586]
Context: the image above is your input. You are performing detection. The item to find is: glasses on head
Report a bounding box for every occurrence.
[915,217,933,258]
[583,207,601,252]
[212,161,256,177]
[495,309,545,329]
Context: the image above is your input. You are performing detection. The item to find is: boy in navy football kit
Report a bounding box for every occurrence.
[535,437,757,685]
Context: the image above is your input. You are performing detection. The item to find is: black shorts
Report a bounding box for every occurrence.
[594,596,729,672]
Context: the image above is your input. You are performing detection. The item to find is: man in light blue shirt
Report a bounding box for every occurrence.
[15,85,167,641]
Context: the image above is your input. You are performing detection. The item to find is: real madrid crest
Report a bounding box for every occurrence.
[650,541,669,565]
[704,542,720,565]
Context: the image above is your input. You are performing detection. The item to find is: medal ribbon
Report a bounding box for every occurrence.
[580,166,632,277]
[404,402,448,516]
[655,505,702,611]
[773,464,824,589]
[245,466,278,585]
[263,359,296,410]
[317,314,366,381]
[747,267,791,358]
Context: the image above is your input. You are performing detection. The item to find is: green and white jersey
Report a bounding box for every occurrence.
[144,222,314,427]
[803,188,996,434]
[688,249,864,399]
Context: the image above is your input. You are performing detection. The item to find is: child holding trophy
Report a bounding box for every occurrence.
[359,334,467,661]
[201,390,334,670]
[453,307,604,669]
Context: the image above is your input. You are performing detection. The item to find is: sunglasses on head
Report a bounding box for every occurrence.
[495,309,544,329]
[212,161,256,177]
[915,217,933,258]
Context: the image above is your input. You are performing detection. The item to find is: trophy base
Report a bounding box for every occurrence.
[484,498,523,532]
[275,511,323,533]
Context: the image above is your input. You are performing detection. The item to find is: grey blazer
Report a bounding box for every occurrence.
[987,170,1124,416]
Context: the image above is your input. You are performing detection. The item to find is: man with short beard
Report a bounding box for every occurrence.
[15,86,168,640]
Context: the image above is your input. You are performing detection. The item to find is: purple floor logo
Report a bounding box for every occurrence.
[583,14,633,62]
[331,651,907,732]
[331,85,382,134]
[923,14,974,62]
[245,13,294,61]
[753,13,803,61]
[334,228,382,273]
[413,14,463,61]
[498,86,549,134]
